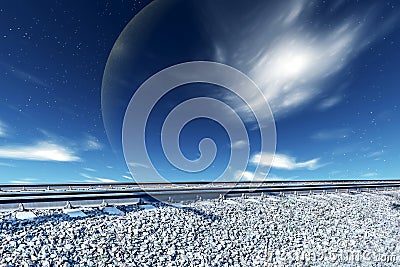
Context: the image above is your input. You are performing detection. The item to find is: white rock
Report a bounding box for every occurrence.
[103,207,125,216]
[140,204,156,211]
[15,211,37,220]
[63,209,87,218]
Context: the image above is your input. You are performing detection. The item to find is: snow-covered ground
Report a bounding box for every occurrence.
[1,190,399,266]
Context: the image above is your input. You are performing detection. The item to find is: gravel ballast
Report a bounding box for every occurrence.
[1,191,400,266]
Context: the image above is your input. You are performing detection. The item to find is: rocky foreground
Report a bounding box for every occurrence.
[1,190,400,267]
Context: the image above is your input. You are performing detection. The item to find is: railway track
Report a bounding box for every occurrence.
[0,180,399,211]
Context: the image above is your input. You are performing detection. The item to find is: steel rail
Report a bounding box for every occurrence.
[0,180,399,211]
[1,179,400,190]
[0,181,400,199]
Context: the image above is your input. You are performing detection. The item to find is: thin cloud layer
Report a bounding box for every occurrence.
[0,162,16,167]
[83,167,97,172]
[0,142,80,162]
[231,140,247,149]
[361,172,378,178]
[84,135,103,151]
[9,178,38,184]
[128,162,150,169]
[251,152,321,170]
[0,62,49,88]
[311,128,350,141]
[122,175,133,180]
[208,0,399,120]
[235,170,269,182]
[0,120,7,137]
[318,96,343,110]
[79,173,118,183]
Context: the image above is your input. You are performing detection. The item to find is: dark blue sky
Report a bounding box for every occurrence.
[0,0,399,184]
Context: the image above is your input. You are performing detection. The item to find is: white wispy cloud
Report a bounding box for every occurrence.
[247,7,396,118]
[0,162,16,167]
[9,178,38,184]
[84,135,103,151]
[251,152,321,170]
[79,173,118,183]
[83,167,97,172]
[128,162,150,169]
[0,120,8,137]
[206,1,398,120]
[86,177,118,183]
[233,170,294,182]
[231,140,247,149]
[311,128,350,141]
[318,96,343,110]
[366,151,384,158]
[0,62,49,88]
[122,175,133,180]
[79,173,92,179]
[234,170,270,182]
[96,178,118,183]
[361,172,378,178]
[0,142,80,162]
[234,170,256,181]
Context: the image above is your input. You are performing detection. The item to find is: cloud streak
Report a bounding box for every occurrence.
[0,62,49,88]
[318,96,343,110]
[361,172,378,178]
[79,173,118,183]
[311,128,350,141]
[122,175,133,180]
[366,151,384,159]
[231,140,247,149]
[128,162,150,169]
[0,142,80,162]
[83,167,97,172]
[0,120,8,137]
[206,0,399,120]
[251,152,321,170]
[9,178,38,184]
[0,162,16,167]
[83,135,103,151]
